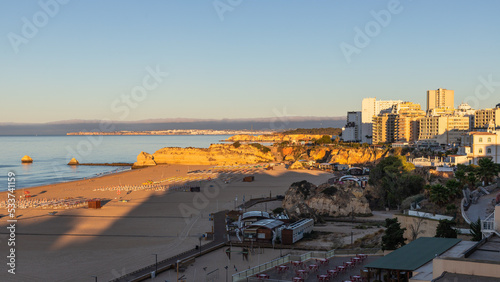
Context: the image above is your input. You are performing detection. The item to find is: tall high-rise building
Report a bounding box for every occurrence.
[342,111,362,142]
[427,88,454,112]
[361,98,402,143]
[372,113,398,144]
[394,102,426,142]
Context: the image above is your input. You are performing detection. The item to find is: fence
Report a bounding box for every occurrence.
[232,255,291,282]
[232,248,381,281]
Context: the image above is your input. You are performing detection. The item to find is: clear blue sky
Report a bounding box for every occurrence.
[1,0,499,123]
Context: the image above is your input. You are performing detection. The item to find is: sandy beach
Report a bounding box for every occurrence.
[0,164,334,282]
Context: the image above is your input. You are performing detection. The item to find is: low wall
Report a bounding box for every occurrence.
[433,257,500,279]
[395,214,440,242]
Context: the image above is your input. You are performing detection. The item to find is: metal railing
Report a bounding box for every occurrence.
[232,255,291,282]
[461,197,472,224]
[232,247,381,281]
[481,212,495,232]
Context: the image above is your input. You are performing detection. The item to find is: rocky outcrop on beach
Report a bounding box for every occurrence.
[283,180,371,220]
[132,152,157,168]
[226,134,326,143]
[133,144,275,167]
[21,155,33,163]
[289,161,304,170]
[68,158,79,165]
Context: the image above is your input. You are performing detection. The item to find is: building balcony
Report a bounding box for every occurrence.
[481,212,496,235]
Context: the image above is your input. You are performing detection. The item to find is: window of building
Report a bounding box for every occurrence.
[488,138,491,142]
[479,138,483,142]
[487,148,492,154]
[479,148,483,154]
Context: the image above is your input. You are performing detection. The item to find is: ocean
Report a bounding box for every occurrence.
[0,135,231,190]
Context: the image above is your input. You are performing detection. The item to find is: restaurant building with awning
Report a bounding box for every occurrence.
[365,237,461,281]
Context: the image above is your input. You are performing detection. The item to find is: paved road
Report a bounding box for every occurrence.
[465,185,498,222]
[113,210,227,282]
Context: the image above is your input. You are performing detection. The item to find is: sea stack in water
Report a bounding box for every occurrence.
[68,158,79,165]
[21,155,33,163]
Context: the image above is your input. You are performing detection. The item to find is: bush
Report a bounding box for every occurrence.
[315,135,333,145]
[321,186,338,196]
[435,219,458,238]
[446,204,457,212]
[249,143,271,153]
[273,207,284,214]
[401,194,425,210]
[232,141,241,148]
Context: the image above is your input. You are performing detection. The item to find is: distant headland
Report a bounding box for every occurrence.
[66,129,273,136]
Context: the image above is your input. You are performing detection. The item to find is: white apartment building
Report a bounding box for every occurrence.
[455,102,475,129]
[342,111,362,142]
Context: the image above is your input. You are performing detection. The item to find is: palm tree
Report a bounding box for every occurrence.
[470,218,482,241]
[477,158,498,184]
[429,184,449,205]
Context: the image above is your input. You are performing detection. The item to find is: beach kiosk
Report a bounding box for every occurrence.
[88,200,101,209]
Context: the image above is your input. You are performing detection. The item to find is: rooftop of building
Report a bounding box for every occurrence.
[469,131,497,135]
[433,272,500,282]
[465,234,500,262]
[365,237,461,271]
[246,218,284,230]
[411,240,476,281]
[241,211,270,220]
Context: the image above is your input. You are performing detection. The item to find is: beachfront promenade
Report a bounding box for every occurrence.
[112,210,228,282]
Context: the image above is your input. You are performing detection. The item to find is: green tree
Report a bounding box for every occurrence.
[435,219,458,238]
[314,135,333,145]
[381,218,406,250]
[454,169,467,188]
[470,218,482,241]
[369,155,423,209]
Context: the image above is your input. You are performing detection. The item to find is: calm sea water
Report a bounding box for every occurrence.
[0,135,230,190]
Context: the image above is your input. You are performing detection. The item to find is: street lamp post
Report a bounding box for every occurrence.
[152,253,158,276]
[199,235,203,255]
[224,265,228,282]
[176,260,180,281]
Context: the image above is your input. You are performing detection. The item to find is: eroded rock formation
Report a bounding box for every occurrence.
[132,152,157,168]
[283,180,371,221]
[133,144,275,167]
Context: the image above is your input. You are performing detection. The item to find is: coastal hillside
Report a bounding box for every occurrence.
[281,146,389,165]
[327,147,388,164]
[133,143,275,167]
